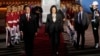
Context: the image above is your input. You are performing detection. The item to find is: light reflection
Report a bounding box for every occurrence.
[0,8,7,10]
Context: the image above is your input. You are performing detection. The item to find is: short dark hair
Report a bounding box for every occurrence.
[24,5,30,10]
[50,5,57,14]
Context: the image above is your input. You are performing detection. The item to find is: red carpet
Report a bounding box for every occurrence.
[22,25,66,56]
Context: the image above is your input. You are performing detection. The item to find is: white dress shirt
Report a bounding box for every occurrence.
[26,13,30,19]
[52,14,56,22]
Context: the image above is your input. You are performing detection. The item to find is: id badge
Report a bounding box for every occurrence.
[94,28,97,30]
[91,19,96,22]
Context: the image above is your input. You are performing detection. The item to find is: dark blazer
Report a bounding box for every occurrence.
[19,13,37,34]
[31,6,43,29]
[74,12,89,31]
[45,14,63,33]
[58,9,65,20]
[31,6,43,15]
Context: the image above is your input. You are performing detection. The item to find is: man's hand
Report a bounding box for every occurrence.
[63,18,66,21]
[20,31,23,36]
[35,32,38,36]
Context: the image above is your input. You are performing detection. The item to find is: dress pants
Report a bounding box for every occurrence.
[23,33,34,56]
[76,30,85,49]
[49,30,60,55]
[92,27,99,44]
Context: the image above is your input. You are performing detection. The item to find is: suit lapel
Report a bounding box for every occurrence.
[56,14,58,21]
[50,14,53,22]
[24,14,27,21]
[76,14,79,22]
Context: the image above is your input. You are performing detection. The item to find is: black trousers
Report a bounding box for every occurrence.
[23,33,35,56]
[76,30,85,49]
[92,27,99,44]
[49,31,60,55]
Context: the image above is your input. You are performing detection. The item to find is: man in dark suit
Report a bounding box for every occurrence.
[46,5,63,56]
[58,4,66,32]
[58,3,66,20]
[31,3,43,29]
[58,8,65,21]
[19,5,37,56]
[74,5,89,49]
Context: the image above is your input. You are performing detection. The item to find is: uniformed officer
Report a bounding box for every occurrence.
[90,1,100,48]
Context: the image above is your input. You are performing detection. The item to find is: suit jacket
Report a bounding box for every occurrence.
[31,6,43,15]
[31,6,43,29]
[45,14,63,34]
[74,12,89,31]
[58,9,65,20]
[19,13,37,34]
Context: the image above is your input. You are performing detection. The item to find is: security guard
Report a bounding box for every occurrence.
[90,1,100,48]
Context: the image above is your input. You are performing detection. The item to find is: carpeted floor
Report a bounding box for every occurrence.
[22,25,66,56]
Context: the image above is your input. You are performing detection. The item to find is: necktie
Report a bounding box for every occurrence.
[26,14,30,21]
[79,12,82,24]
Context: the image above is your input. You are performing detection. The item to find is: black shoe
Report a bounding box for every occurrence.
[81,47,85,50]
[73,41,76,47]
[80,45,85,50]
[53,54,58,56]
[74,44,79,50]
[7,45,14,48]
[52,52,58,56]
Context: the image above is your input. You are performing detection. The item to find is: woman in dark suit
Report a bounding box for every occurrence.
[45,5,63,56]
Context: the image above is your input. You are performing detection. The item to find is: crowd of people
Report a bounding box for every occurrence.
[5,2,43,47]
[5,1,100,56]
[6,5,23,47]
[61,1,100,49]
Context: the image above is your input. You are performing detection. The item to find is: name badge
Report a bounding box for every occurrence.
[94,28,97,30]
[91,19,96,22]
